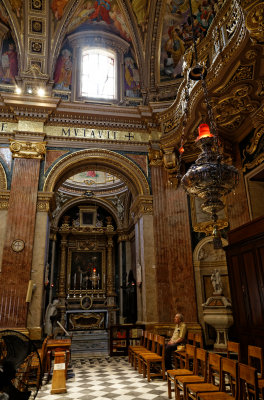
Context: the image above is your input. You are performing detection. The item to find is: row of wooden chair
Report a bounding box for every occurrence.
[128,331,166,381]
[174,332,204,369]
[167,344,263,400]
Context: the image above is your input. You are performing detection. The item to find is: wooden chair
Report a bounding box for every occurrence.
[167,344,197,399]
[186,352,222,400]
[248,345,264,379]
[133,332,153,372]
[174,331,195,369]
[227,341,241,363]
[197,358,238,400]
[128,330,146,365]
[141,334,166,382]
[239,363,258,400]
[258,378,264,400]
[194,333,204,349]
[175,348,208,400]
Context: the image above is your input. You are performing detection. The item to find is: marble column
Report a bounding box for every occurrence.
[58,233,68,326]
[27,192,53,339]
[0,138,45,330]
[131,195,158,323]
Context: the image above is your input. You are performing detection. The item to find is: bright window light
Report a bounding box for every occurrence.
[81,49,116,100]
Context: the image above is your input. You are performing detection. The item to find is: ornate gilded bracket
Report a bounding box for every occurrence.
[10,140,46,159]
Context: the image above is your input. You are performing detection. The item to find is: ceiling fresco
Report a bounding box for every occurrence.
[160,0,216,81]
[67,171,122,187]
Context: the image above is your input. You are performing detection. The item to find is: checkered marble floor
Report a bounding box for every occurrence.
[36,356,169,400]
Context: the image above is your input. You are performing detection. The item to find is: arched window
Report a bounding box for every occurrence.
[81,48,116,100]
[68,31,129,104]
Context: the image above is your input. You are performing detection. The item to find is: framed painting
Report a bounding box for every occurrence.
[67,249,106,291]
[79,206,97,227]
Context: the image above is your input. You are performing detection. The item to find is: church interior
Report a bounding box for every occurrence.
[0,0,264,398]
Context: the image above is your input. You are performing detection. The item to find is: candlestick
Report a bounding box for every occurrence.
[73,273,76,289]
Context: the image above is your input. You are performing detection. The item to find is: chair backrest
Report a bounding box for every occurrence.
[239,363,258,400]
[220,358,238,398]
[187,331,195,344]
[227,341,241,363]
[147,332,153,350]
[185,344,196,370]
[207,352,221,385]
[157,335,165,357]
[194,333,204,349]
[152,333,159,352]
[248,345,264,378]
[194,348,207,379]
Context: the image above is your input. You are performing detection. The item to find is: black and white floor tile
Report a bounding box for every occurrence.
[36,357,169,400]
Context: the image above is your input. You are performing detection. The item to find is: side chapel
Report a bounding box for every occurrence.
[0,0,263,355]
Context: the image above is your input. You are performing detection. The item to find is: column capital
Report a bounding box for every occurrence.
[117,234,129,243]
[0,190,10,210]
[37,192,54,213]
[130,195,153,222]
[148,148,163,167]
[10,139,46,160]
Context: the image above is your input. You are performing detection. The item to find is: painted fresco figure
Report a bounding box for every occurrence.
[165,26,185,68]
[53,48,72,90]
[51,0,70,20]
[89,0,112,24]
[124,56,140,97]
[0,41,18,84]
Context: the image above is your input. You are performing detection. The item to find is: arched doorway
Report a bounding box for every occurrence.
[42,148,154,351]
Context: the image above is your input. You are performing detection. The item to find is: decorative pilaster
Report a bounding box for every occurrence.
[106,234,115,296]
[0,139,44,328]
[59,234,68,300]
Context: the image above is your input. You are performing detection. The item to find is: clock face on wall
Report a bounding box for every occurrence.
[11,239,25,252]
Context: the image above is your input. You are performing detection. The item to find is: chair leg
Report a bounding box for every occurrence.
[168,376,172,399]
[175,380,181,400]
[147,361,151,382]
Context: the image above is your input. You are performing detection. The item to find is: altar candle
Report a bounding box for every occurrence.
[80,272,82,287]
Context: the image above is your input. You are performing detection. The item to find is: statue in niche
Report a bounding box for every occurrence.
[122,270,137,323]
[211,269,223,295]
[113,195,124,221]
[44,299,60,336]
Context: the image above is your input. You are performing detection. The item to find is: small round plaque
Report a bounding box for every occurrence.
[11,239,25,253]
[81,295,93,310]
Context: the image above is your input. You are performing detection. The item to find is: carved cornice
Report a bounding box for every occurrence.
[130,195,153,221]
[0,190,10,210]
[10,140,46,159]
[117,234,129,243]
[37,192,54,212]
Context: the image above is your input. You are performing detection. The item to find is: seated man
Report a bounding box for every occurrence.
[165,313,187,370]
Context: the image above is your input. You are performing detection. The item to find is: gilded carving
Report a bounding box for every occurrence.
[148,148,163,167]
[130,195,153,221]
[246,2,264,42]
[69,312,105,330]
[245,127,264,155]
[9,140,46,159]
[37,192,54,212]
[243,152,264,171]
[0,191,10,210]
[213,85,258,127]
[0,163,7,190]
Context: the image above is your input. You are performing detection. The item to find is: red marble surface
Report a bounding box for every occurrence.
[126,154,148,176]
[45,150,68,172]
[0,158,40,327]
[151,166,198,323]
